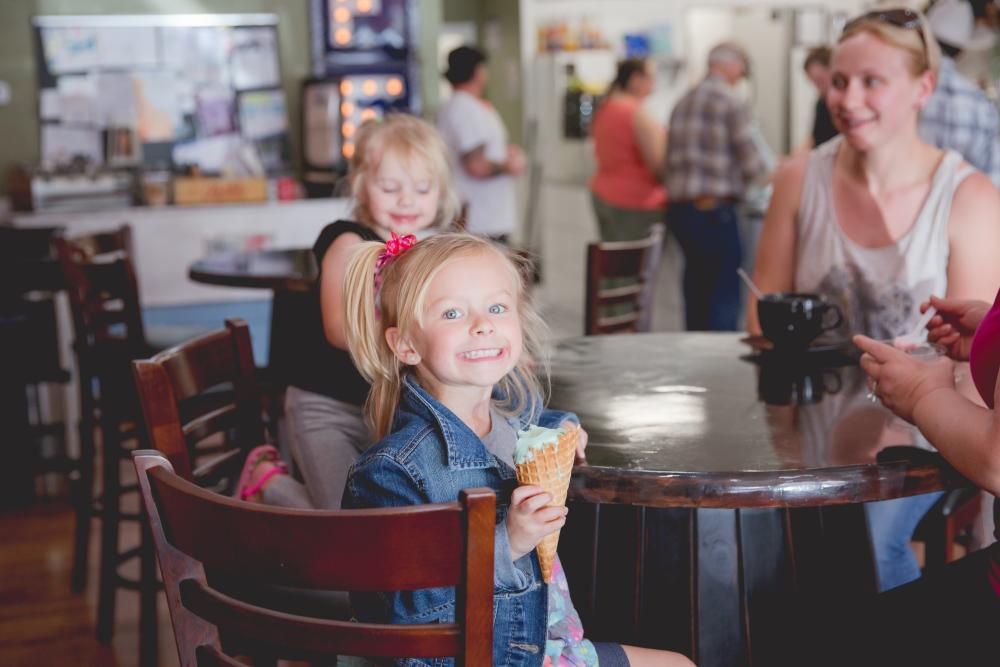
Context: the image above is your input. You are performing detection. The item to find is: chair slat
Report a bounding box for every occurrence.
[182,579,461,659]
[151,466,465,591]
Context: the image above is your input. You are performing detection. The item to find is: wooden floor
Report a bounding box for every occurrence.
[0,494,179,667]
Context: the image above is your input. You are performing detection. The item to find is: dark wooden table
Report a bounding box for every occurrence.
[550,332,969,667]
[189,249,315,381]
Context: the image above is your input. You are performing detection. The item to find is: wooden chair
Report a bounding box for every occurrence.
[130,318,265,490]
[584,224,665,335]
[132,449,495,665]
[915,487,982,570]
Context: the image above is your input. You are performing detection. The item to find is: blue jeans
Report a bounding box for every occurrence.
[865,491,945,592]
[666,201,743,331]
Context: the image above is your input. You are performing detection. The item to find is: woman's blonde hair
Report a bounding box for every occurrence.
[343,233,547,439]
[349,114,461,230]
[839,7,941,78]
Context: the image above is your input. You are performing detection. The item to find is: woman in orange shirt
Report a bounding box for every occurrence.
[589,58,667,241]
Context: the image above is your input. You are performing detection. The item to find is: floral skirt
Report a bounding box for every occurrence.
[544,555,600,666]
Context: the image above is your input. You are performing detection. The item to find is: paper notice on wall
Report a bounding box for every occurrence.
[96,73,138,127]
[41,124,103,166]
[96,26,158,68]
[231,28,280,90]
[134,72,183,142]
[57,75,100,126]
[196,86,236,137]
[172,133,242,173]
[39,89,61,120]
[41,27,99,74]
[238,89,287,140]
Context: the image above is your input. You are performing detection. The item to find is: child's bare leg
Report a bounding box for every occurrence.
[621,644,697,667]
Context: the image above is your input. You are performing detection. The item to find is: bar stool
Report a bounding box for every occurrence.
[56,230,160,667]
[0,227,75,510]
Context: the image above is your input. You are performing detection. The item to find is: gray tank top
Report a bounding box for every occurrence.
[794,136,974,340]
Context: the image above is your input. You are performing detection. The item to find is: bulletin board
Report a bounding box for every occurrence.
[31,14,292,175]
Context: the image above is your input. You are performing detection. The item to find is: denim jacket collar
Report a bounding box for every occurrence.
[399,374,518,476]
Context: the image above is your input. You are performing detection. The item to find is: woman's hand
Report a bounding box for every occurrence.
[924,296,990,361]
[564,421,589,463]
[506,485,567,561]
[855,335,956,423]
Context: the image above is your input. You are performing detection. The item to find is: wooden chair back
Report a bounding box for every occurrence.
[584,224,665,335]
[55,227,148,420]
[132,450,495,666]
[131,319,265,486]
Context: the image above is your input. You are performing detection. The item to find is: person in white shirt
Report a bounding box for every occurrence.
[436,45,525,242]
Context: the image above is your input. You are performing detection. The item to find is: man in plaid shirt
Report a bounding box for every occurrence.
[920,0,1000,188]
[665,42,769,331]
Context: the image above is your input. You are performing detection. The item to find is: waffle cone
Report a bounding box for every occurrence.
[514,426,579,582]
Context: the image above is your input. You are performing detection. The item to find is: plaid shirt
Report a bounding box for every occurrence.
[920,56,1000,188]
[665,74,768,201]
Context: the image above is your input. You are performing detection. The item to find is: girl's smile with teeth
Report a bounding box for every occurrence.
[459,347,504,360]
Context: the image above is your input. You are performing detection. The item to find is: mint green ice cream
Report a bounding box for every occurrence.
[513,425,566,464]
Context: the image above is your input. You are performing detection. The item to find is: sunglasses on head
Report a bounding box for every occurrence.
[844,8,926,36]
[843,8,927,48]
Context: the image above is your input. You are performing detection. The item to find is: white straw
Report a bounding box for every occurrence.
[737,268,764,299]
[908,306,937,340]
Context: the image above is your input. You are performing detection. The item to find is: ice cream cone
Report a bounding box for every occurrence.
[514,425,579,582]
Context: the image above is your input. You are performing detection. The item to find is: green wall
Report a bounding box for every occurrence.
[440,0,521,144]
[0,0,444,197]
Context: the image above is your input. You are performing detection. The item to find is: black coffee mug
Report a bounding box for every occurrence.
[758,364,843,406]
[757,292,844,350]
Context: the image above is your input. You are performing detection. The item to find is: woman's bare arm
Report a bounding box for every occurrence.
[319,231,365,349]
[746,155,808,333]
[632,105,666,180]
[946,170,1000,303]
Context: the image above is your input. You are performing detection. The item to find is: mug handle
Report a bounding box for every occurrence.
[820,303,844,332]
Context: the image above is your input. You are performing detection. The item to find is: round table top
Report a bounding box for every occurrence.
[552,332,969,509]
[189,248,315,292]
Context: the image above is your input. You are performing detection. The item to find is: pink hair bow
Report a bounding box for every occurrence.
[374,232,417,316]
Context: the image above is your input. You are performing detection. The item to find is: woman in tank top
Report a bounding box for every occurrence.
[589,58,667,242]
[748,8,1000,594]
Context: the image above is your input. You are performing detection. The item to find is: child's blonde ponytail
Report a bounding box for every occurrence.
[342,241,405,438]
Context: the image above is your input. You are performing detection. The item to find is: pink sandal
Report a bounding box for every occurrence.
[234,444,289,501]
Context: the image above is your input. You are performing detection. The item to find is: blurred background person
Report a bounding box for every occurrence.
[920,0,1000,187]
[589,57,667,242]
[437,45,525,244]
[803,46,839,150]
[665,41,770,331]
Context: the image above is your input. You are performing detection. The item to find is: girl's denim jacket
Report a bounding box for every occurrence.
[343,375,578,667]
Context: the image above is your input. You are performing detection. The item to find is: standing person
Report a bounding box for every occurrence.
[747,7,1000,592]
[341,233,696,667]
[803,46,839,148]
[589,58,667,242]
[920,0,1000,188]
[437,45,525,244]
[233,115,460,509]
[665,41,770,331]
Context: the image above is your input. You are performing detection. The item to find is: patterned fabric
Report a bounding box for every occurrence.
[794,137,974,341]
[919,56,1000,188]
[665,74,768,200]
[544,556,599,666]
